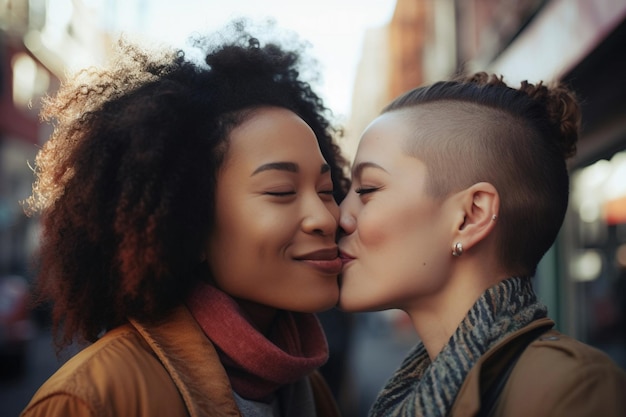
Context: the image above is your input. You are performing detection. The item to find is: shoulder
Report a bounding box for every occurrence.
[21,325,185,417]
[499,329,626,417]
[518,329,625,377]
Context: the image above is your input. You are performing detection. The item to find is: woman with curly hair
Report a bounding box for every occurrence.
[338,73,626,417]
[21,21,348,417]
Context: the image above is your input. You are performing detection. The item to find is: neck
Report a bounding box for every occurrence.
[406,257,506,360]
[235,298,279,335]
[368,276,546,417]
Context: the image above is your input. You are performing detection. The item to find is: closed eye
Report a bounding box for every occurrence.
[265,191,296,197]
[318,189,335,202]
[355,186,381,195]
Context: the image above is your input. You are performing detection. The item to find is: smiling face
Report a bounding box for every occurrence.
[338,110,460,312]
[207,107,342,316]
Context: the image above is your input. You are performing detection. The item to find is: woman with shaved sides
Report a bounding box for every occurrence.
[338,73,626,417]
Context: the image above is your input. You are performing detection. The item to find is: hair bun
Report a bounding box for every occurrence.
[519,80,580,159]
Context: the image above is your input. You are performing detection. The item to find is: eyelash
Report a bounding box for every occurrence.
[265,189,334,197]
[355,186,381,195]
[265,191,295,197]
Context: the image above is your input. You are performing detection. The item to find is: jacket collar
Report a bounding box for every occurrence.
[450,317,555,417]
[129,305,242,417]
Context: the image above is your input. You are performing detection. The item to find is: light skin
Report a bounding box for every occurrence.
[207,106,342,334]
[338,108,505,359]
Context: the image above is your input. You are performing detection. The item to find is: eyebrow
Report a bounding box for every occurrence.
[352,161,387,178]
[252,162,331,176]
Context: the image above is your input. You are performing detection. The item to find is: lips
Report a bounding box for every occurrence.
[294,247,342,275]
[338,250,355,266]
[294,247,339,261]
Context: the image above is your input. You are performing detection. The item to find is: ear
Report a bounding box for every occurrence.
[454,182,499,252]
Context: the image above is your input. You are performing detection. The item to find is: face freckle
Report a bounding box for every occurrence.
[206,107,341,316]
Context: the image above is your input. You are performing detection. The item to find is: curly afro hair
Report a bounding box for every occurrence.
[24,20,350,350]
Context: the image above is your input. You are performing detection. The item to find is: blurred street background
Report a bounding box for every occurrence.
[2,1,626,416]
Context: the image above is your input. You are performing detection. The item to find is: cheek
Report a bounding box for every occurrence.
[224,200,283,240]
[209,206,262,276]
[358,204,412,248]
[358,203,442,276]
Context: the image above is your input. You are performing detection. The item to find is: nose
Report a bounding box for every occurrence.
[301,194,340,236]
[339,194,357,235]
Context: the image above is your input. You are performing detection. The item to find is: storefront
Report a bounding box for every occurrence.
[557,17,626,367]
[564,150,626,368]
[482,1,626,367]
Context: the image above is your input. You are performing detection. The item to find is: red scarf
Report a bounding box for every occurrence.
[186,282,329,401]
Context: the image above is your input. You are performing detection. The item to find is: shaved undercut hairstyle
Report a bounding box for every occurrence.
[383,72,581,277]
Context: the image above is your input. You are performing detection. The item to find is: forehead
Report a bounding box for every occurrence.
[225,107,326,166]
[356,110,418,159]
[353,110,430,179]
[357,105,466,158]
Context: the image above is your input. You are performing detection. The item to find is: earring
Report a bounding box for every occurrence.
[492,214,498,221]
[452,242,463,257]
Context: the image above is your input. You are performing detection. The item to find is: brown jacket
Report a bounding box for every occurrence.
[20,306,341,417]
[451,318,626,417]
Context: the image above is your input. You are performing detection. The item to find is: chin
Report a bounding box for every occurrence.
[337,276,364,312]
[337,289,387,313]
[295,294,339,313]
[336,296,364,313]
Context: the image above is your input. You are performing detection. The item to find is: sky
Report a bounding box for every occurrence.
[101,0,397,120]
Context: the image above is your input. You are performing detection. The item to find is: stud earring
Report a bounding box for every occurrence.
[452,242,463,257]
[492,214,498,221]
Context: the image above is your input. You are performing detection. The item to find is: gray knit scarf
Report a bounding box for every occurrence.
[369,276,547,417]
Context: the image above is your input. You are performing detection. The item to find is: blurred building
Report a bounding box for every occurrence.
[348,0,626,368]
[0,0,138,280]
[1,0,54,279]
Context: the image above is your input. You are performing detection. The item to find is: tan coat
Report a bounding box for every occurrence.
[20,306,340,417]
[451,318,626,417]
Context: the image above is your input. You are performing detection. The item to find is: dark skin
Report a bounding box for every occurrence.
[24,24,350,351]
[204,106,343,335]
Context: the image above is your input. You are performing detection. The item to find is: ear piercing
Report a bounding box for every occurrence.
[452,216,495,257]
[452,242,463,257]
